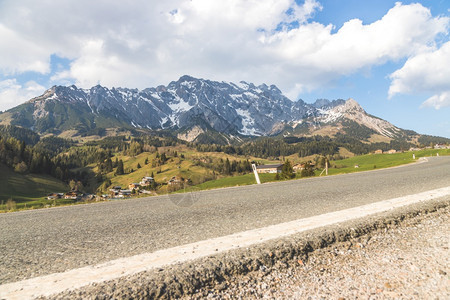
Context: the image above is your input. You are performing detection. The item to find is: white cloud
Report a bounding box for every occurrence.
[264,2,449,90]
[421,92,450,109]
[0,79,46,111]
[389,41,450,109]
[0,0,448,105]
[0,24,50,75]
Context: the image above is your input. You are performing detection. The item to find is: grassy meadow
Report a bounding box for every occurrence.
[0,163,69,212]
[326,148,450,176]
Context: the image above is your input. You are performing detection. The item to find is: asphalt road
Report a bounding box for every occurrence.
[1,156,449,284]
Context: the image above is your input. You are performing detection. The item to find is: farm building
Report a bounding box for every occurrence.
[140,177,154,186]
[255,164,283,173]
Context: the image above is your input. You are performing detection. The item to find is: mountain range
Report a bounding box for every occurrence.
[0,75,418,144]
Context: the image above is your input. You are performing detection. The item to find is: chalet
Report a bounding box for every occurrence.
[109,189,132,198]
[168,176,184,185]
[118,190,132,198]
[293,163,305,172]
[293,161,316,172]
[47,193,64,200]
[129,183,141,190]
[64,191,81,200]
[140,177,154,186]
[256,164,283,174]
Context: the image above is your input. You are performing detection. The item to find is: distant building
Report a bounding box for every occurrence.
[256,164,283,173]
[386,149,397,154]
[168,176,184,185]
[64,191,81,200]
[374,149,383,154]
[129,183,141,190]
[109,189,132,198]
[292,162,316,173]
[140,177,154,186]
[118,190,132,197]
[47,193,64,200]
[293,163,305,172]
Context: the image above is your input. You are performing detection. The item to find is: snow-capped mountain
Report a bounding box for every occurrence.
[0,75,410,141]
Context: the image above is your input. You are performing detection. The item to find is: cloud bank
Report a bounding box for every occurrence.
[389,41,450,109]
[0,0,448,111]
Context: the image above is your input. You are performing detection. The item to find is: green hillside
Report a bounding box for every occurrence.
[0,163,69,211]
[106,148,280,193]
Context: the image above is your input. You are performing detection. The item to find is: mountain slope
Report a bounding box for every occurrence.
[0,75,414,142]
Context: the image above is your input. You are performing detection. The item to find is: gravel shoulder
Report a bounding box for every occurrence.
[188,200,450,299]
[50,197,449,299]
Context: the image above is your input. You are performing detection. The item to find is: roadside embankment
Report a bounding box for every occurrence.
[48,196,449,299]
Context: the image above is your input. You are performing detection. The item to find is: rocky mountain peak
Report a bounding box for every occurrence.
[1,75,407,140]
[343,98,364,112]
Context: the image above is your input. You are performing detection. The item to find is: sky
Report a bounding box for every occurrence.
[0,0,449,137]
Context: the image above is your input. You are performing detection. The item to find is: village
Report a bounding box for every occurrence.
[46,173,193,201]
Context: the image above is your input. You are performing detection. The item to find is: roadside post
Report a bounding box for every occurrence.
[252,163,261,184]
[319,156,329,176]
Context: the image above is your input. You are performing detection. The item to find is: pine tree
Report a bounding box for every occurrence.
[280,159,295,179]
[224,158,231,175]
[105,157,113,172]
[116,159,124,175]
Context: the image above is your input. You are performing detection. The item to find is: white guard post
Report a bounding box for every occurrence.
[252,163,261,184]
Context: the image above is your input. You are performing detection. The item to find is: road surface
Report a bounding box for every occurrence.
[1,156,449,286]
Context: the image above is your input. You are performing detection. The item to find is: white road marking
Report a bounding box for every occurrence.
[1,186,449,299]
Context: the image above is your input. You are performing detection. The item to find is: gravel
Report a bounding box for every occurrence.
[188,202,450,299]
[48,197,449,299]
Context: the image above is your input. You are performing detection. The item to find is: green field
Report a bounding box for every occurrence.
[181,149,450,192]
[183,172,276,192]
[326,148,449,175]
[0,163,69,212]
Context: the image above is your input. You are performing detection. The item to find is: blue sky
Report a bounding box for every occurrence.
[0,0,449,137]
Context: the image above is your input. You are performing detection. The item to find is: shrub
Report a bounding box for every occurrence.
[6,198,17,211]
